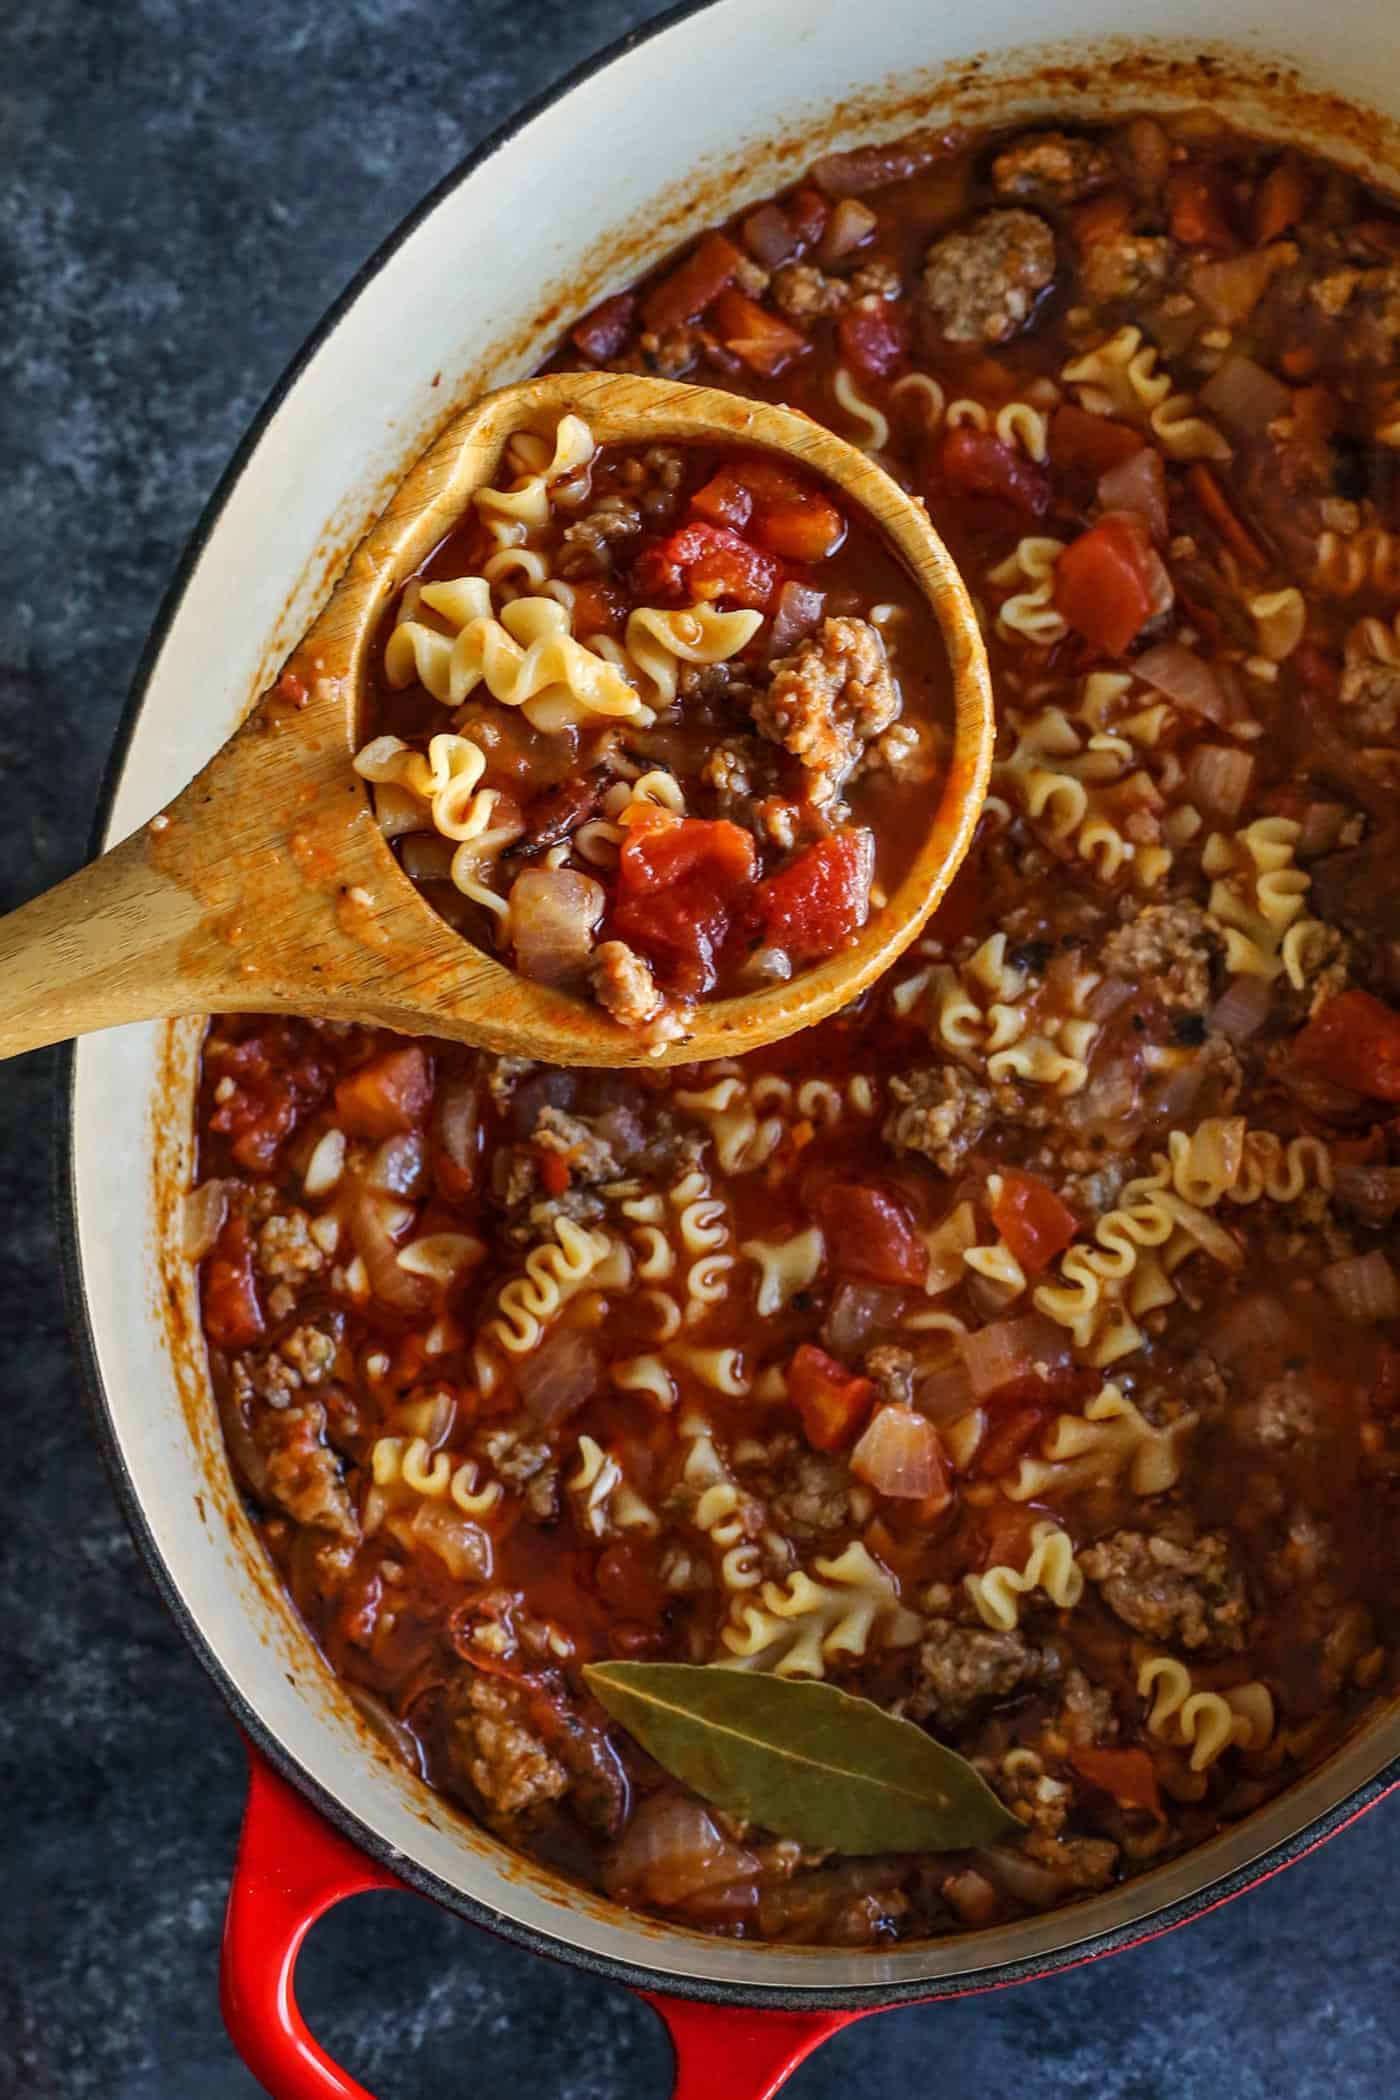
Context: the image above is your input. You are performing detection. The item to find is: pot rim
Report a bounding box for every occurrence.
[56,0,1400,2008]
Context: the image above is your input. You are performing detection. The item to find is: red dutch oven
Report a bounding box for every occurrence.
[60,1,1400,2093]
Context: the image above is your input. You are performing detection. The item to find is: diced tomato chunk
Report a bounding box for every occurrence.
[972,1499,1041,1568]
[608,890,723,994]
[536,1147,571,1197]
[752,829,872,961]
[611,812,758,996]
[788,187,829,247]
[1295,990,1400,1102]
[333,1047,432,1140]
[570,292,637,364]
[1165,164,1235,252]
[969,1404,1048,1480]
[811,1183,928,1287]
[1049,401,1145,476]
[789,1344,876,1451]
[1053,514,1158,655]
[836,299,910,380]
[617,809,757,895]
[640,231,743,334]
[632,521,778,609]
[563,579,625,638]
[1253,158,1310,244]
[1069,1745,1163,1820]
[207,1025,332,1171]
[690,468,754,530]
[990,1169,1079,1275]
[692,457,845,560]
[1068,189,1134,248]
[752,494,846,562]
[203,1216,265,1350]
[712,287,810,376]
[938,425,1049,520]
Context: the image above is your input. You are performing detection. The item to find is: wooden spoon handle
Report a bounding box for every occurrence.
[0,827,207,1057]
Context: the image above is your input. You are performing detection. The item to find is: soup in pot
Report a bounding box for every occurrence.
[194,107,1400,1943]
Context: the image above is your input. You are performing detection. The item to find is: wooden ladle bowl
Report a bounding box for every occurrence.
[0,371,994,1067]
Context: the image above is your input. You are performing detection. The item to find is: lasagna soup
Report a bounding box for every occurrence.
[198,109,1400,1943]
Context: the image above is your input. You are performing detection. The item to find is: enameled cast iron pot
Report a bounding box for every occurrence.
[61,3,1400,2092]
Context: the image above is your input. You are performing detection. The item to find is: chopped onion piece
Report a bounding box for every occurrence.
[941,1868,1003,1929]
[1199,351,1292,434]
[768,580,827,656]
[182,1179,229,1261]
[1149,1055,1208,1129]
[1322,1250,1400,1325]
[1134,641,1231,725]
[850,1404,949,1501]
[821,1280,906,1357]
[1333,1164,1400,1230]
[1086,976,1136,1025]
[508,868,606,986]
[958,1315,1070,1401]
[1062,1049,1140,1131]
[399,834,456,883]
[435,1076,480,1179]
[608,1796,760,1906]
[1097,448,1168,542]
[367,1131,427,1197]
[1208,974,1272,1045]
[518,1326,602,1425]
[973,1845,1068,1907]
[741,201,798,268]
[819,196,878,262]
[1187,743,1254,819]
[1296,802,1349,859]
[410,1501,493,1581]
[346,1687,425,1775]
[914,1353,975,1425]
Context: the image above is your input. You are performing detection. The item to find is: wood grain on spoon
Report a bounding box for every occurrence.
[0,371,994,1066]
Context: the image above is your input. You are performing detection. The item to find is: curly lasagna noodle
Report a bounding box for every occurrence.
[357,419,950,1036]
[198,111,1400,1944]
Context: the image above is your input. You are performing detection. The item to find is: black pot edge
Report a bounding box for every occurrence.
[52,0,1400,2012]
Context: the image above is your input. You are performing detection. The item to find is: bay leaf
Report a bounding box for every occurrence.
[584,1660,1018,1855]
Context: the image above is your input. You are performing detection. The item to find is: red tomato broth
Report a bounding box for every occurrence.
[199,109,1400,1948]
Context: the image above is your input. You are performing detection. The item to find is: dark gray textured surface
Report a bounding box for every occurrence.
[1,4,1397,2094]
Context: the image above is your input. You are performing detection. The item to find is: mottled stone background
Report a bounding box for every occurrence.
[1,4,1397,2094]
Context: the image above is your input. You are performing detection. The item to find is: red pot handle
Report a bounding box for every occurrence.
[640,1992,864,2098]
[222,1752,400,2100]
[222,1751,863,2099]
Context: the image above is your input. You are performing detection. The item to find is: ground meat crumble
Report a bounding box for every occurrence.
[921,208,1056,342]
[751,615,901,806]
[1080,1529,1250,1652]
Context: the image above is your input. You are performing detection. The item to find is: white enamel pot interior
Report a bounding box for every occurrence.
[65,0,1400,2007]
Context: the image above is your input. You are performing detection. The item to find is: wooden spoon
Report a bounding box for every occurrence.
[0,371,993,1067]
